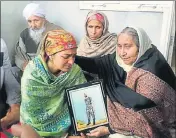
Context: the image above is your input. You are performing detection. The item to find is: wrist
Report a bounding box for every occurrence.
[107,125,116,134]
[10,104,20,108]
[104,126,110,135]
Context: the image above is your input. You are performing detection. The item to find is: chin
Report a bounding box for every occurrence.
[63,68,71,72]
[123,61,131,65]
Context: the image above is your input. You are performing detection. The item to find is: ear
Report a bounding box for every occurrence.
[49,55,53,61]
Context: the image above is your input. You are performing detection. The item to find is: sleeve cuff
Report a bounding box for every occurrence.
[108,124,116,134]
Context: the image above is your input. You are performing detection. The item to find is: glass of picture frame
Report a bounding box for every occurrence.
[66,80,108,135]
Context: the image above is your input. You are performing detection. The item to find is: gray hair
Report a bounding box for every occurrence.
[118,27,140,47]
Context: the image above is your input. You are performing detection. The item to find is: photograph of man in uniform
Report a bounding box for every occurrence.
[84,93,95,126]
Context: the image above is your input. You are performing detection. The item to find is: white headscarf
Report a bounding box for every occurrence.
[116,26,152,72]
[23,3,45,20]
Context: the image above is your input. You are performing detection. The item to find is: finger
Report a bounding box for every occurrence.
[89,128,98,133]
[11,124,22,136]
[80,133,87,138]
[86,132,98,137]
[1,115,17,130]
[0,117,9,130]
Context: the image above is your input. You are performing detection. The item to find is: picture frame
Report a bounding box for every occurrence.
[0,52,4,67]
[66,80,108,135]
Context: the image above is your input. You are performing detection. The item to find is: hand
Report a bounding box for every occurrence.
[22,61,28,71]
[67,133,87,138]
[0,104,20,130]
[86,126,110,137]
[11,124,41,138]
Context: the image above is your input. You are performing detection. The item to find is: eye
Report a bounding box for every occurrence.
[61,55,70,59]
[34,19,39,22]
[88,25,93,28]
[125,45,131,49]
[28,20,32,23]
[96,26,101,29]
[117,44,122,48]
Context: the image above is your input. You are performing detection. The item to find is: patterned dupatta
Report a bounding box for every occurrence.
[20,55,86,137]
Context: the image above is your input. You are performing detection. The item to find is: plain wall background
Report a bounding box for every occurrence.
[0,1,166,65]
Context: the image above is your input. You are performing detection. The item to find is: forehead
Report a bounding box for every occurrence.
[118,33,134,43]
[87,20,103,26]
[57,48,77,55]
[28,15,43,21]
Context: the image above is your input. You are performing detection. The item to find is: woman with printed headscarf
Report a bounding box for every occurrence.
[20,30,87,138]
[77,10,117,81]
[75,27,176,138]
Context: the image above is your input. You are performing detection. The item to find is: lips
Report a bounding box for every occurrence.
[89,35,96,39]
[122,58,129,61]
[65,65,72,69]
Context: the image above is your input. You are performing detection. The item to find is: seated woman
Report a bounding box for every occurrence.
[20,30,87,138]
[0,38,20,131]
[77,10,117,81]
[75,27,176,138]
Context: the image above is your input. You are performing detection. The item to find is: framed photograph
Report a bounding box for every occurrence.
[66,80,108,135]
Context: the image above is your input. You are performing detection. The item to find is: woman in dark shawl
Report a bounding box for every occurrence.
[75,27,176,138]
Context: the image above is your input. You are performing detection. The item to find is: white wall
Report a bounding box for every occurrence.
[1,1,164,64]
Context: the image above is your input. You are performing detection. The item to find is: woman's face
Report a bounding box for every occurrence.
[87,19,103,40]
[49,48,77,73]
[117,33,139,65]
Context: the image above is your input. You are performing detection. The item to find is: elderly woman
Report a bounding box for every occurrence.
[77,10,117,81]
[75,27,176,138]
[20,30,87,138]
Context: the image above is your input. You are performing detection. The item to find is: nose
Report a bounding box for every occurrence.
[68,57,75,65]
[92,28,96,34]
[30,21,37,29]
[120,48,127,57]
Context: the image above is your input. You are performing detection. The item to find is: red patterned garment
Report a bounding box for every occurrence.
[108,67,175,138]
[75,27,176,138]
[0,128,13,138]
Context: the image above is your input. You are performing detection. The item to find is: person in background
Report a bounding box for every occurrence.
[15,3,64,72]
[77,10,117,81]
[20,30,87,138]
[75,27,176,138]
[0,38,20,130]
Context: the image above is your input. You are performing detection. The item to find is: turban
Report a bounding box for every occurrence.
[23,3,45,20]
[41,30,77,57]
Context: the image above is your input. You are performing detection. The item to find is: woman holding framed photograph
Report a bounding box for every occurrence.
[75,27,176,138]
[20,30,87,138]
